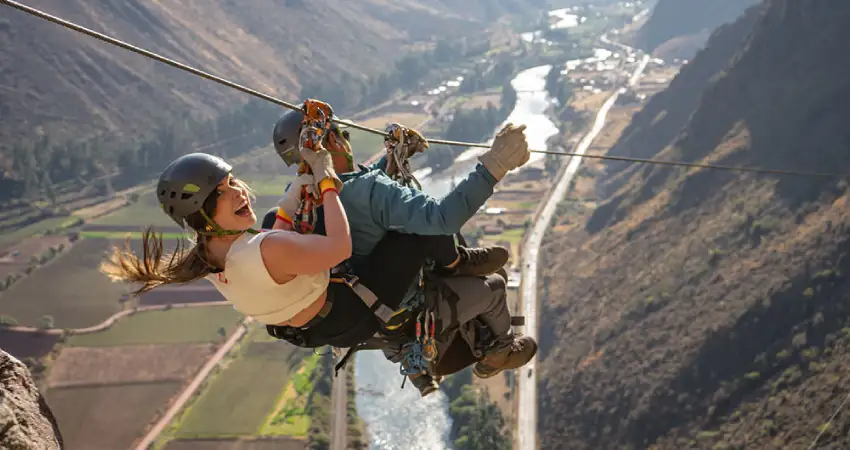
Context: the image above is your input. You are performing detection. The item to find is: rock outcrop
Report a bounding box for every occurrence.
[0,350,63,449]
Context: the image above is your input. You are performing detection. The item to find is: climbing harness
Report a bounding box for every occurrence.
[383,123,427,190]
[399,309,438,376]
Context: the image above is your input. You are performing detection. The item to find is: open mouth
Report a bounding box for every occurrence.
[234,200,252,217]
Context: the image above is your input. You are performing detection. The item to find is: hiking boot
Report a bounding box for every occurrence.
[472,335,538,379]
[408,373,440,397]
[448,245,510,277]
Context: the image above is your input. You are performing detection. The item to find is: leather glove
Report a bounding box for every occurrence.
[277,173,316,222]
[299,138,343,193]
[477,123,530,181]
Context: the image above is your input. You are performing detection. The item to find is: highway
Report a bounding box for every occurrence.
[515,53,650,450]
[330,352,348,450]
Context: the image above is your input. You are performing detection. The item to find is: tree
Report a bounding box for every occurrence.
[450,386,510,450]
[0,315,18,328]
[217,327,227,338]
[38,315,55,330]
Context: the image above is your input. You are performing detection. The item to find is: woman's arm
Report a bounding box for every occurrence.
[261,183,351,277]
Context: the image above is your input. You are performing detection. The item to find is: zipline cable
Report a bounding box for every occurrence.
[3,0,850,179]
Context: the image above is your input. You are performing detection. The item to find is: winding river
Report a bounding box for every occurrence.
[353,8,616,449]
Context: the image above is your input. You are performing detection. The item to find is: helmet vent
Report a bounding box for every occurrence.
[181,193,193,200]
[169,191,176,199]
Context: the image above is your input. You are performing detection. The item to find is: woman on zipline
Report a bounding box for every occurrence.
[101,122,536,395]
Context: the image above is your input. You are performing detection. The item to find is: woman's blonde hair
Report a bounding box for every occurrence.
[101,177,255,296]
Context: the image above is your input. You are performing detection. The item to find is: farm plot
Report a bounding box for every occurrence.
[0,330,61,360]
[169,338,308,438]
[260,354,319,437]
[91,191,283,229]
[90,192,179,228]
[0,235,69,278]
[67,305,243,347]
[163,437,306,450]
[47,382,183,450]
[47,343,215,388]
[138,281,226,306]
[0,238,126,329]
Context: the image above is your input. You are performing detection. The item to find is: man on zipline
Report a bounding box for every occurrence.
[264,101,537,395]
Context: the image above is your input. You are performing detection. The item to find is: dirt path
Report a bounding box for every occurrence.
[5,300,228,335]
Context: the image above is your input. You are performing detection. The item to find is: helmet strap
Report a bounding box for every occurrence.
[195,208,259,237]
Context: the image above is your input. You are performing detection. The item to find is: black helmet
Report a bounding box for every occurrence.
[273,109,304,167]
[157,153,232,229]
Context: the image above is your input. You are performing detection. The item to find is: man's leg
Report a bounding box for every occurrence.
[422,234,510,278]
[433,274,537,379]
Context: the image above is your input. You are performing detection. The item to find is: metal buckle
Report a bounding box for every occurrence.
[341,274,360,288]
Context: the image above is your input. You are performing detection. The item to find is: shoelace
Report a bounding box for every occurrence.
[463,248,491,266]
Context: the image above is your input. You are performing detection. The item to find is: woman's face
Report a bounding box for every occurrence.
[211,174,256,231]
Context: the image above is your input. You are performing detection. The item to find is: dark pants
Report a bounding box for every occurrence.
[262,208,459,309]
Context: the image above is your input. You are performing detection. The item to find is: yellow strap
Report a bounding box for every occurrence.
[275,207,291,222]
[319,178,336,193]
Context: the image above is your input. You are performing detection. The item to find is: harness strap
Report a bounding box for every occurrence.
[299,296,334,329]
[334,341,384,376]
[329,273,396,323]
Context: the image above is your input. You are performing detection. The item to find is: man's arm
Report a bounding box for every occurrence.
[362,155,388,173]
[368,164,497,235]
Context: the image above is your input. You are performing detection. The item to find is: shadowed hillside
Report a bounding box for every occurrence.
[539,0,850,448]
[636,0,759,58]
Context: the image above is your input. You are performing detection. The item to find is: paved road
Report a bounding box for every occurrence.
[330,357,349,450]
[133,318,252,450]
[516,54,650,450]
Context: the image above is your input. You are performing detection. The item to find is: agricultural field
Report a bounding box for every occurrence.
[47,344,215,387]
[47,381,184,450]
[457,89,502,110]
[163,437,306,450]
[0,235,69,278]
[0,238,127,329]
[67,305,243,347]
[0,330,61,360]
[360,112,430,131]
[138,282,226,306]
[0,216,78,249]
[159,327,310,444]
[260,354,320,437]
[90,192,187,228]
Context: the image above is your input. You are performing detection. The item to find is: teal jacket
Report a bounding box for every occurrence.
[286,155,497,306]
[341,160,496,256]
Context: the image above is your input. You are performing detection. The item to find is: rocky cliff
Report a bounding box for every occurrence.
[0,350,63,449]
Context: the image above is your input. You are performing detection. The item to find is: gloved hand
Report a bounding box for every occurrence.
[477,123,530,181]
[299,138,343,193]
[277,173,316,222]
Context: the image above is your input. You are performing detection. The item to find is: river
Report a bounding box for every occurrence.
[353,9,610,449]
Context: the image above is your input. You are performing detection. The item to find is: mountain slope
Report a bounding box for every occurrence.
[0,0,519,146]
[636,0,760,57]
[539,0,850,448]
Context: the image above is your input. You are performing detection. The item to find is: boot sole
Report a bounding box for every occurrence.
[473,339,539,379]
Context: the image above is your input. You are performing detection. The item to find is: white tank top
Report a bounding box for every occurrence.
[207,230,330,325]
